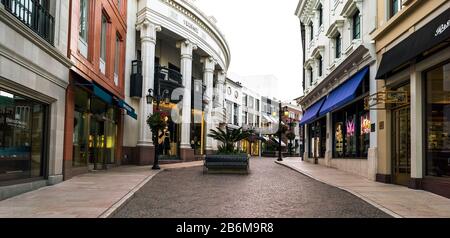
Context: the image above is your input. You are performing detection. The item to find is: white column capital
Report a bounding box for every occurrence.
[177,40,198,59]
[201,56,217,73]
[136,19,161,44]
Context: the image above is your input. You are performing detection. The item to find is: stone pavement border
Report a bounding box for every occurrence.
[276,158,450,218]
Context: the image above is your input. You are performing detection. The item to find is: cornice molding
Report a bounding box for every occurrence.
[326,19,345,37]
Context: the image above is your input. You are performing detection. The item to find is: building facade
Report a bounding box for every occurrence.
[123,0,231,165]
[241,86,262,156]
[63,0,132,179]
[371,0,450,198]
[282,102,303,156]
[0,0,71,199]
[296,0,378,179]
[224,78,242,128]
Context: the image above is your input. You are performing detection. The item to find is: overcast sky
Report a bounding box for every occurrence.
[194,0,304,102]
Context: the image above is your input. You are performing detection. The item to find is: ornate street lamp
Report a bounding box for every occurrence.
[146,86,170,170]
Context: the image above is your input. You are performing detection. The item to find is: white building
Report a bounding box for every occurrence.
[123,0,231,164]
[0,1,71,199]
[295,0,378,180]
[241,86,262,130]
[224,78,242,128]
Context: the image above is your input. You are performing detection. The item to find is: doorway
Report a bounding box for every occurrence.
[89,117,106,171]
[392,106,411,186]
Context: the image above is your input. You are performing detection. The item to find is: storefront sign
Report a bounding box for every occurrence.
[364,91,409,110]
[435,19,450,37]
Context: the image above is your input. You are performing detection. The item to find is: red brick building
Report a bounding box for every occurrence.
[63,0,135,179]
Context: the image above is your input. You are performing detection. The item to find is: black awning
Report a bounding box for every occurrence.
[376,9,450,79]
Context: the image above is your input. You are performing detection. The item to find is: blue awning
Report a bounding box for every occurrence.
[117,99,138,120]
[93,84,113,104]
[299,97,326,126]
[319,67,369,117]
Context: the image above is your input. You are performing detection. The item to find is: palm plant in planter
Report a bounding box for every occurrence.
[208,127,253,155]
[204,126,254,174]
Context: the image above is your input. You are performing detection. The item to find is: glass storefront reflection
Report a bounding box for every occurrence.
[426,63,450,178]
[0,89,46,183]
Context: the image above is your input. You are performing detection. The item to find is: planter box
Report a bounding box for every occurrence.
[204,154,250,174]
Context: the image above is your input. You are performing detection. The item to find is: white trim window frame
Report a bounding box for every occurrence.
[78,0,89,58]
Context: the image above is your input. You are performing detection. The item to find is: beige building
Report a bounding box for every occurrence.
[370,0,450,198]
[0,1,71,200]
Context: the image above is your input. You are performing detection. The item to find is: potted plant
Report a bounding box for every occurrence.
[204,126,254,173]
[146,110,168,148]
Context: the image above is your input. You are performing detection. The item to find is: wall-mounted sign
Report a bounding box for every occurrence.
[364,91,409,110]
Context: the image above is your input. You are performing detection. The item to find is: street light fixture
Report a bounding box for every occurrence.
[277,102,289,162]
[145,85,170,170]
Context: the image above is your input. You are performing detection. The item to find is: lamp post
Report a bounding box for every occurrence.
[277,102,289,162]
[146,83,170,170]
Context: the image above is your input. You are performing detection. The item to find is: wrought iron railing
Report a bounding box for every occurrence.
[155,66,183,86]
[1,0,54,45]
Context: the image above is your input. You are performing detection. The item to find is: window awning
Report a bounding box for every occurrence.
[299,97,326,126]
[376,10,450,79]
[319,67,369,117]
[93,84,113,104]
[117,99,138,120]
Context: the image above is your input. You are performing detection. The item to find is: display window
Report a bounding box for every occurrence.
[308,117,326,158]
[0,89,47,183]
[332,99,370,159]
[426,62,450,178]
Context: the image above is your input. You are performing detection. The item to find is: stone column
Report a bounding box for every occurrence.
[304,124,309,161]
[410,65,424,189]
[202,57,217,154]
[177,40,197,161]
[325,112,333,167]
[211,70,226,151]
[136,20,161,165]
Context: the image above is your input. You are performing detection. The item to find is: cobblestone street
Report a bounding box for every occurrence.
[113,158,391,218]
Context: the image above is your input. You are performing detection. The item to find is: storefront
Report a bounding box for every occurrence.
[374,8,450,197]
[64,73,136,178]
[0,89,48,185]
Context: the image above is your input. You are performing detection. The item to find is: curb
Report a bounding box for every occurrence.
[98,169,163,218]
[275,161,403,218]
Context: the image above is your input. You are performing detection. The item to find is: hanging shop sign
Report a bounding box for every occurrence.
[364,91,409,110]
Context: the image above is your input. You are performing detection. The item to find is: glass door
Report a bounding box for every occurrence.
[89,117,105,170]
[392,106,411,186]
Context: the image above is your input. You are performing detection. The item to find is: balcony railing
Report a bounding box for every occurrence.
[156,66,183,87]
[1,0,54,45]
[1,0,55,45]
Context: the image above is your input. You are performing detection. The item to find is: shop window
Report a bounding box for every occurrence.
[333,99,370,159]
[309,117,326,158]
[426,62,450,178]
[0,89,47,183]
[73,87,90,167]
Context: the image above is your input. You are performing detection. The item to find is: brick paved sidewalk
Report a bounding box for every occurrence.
[0,162,202,218]
[277,158,450,218]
